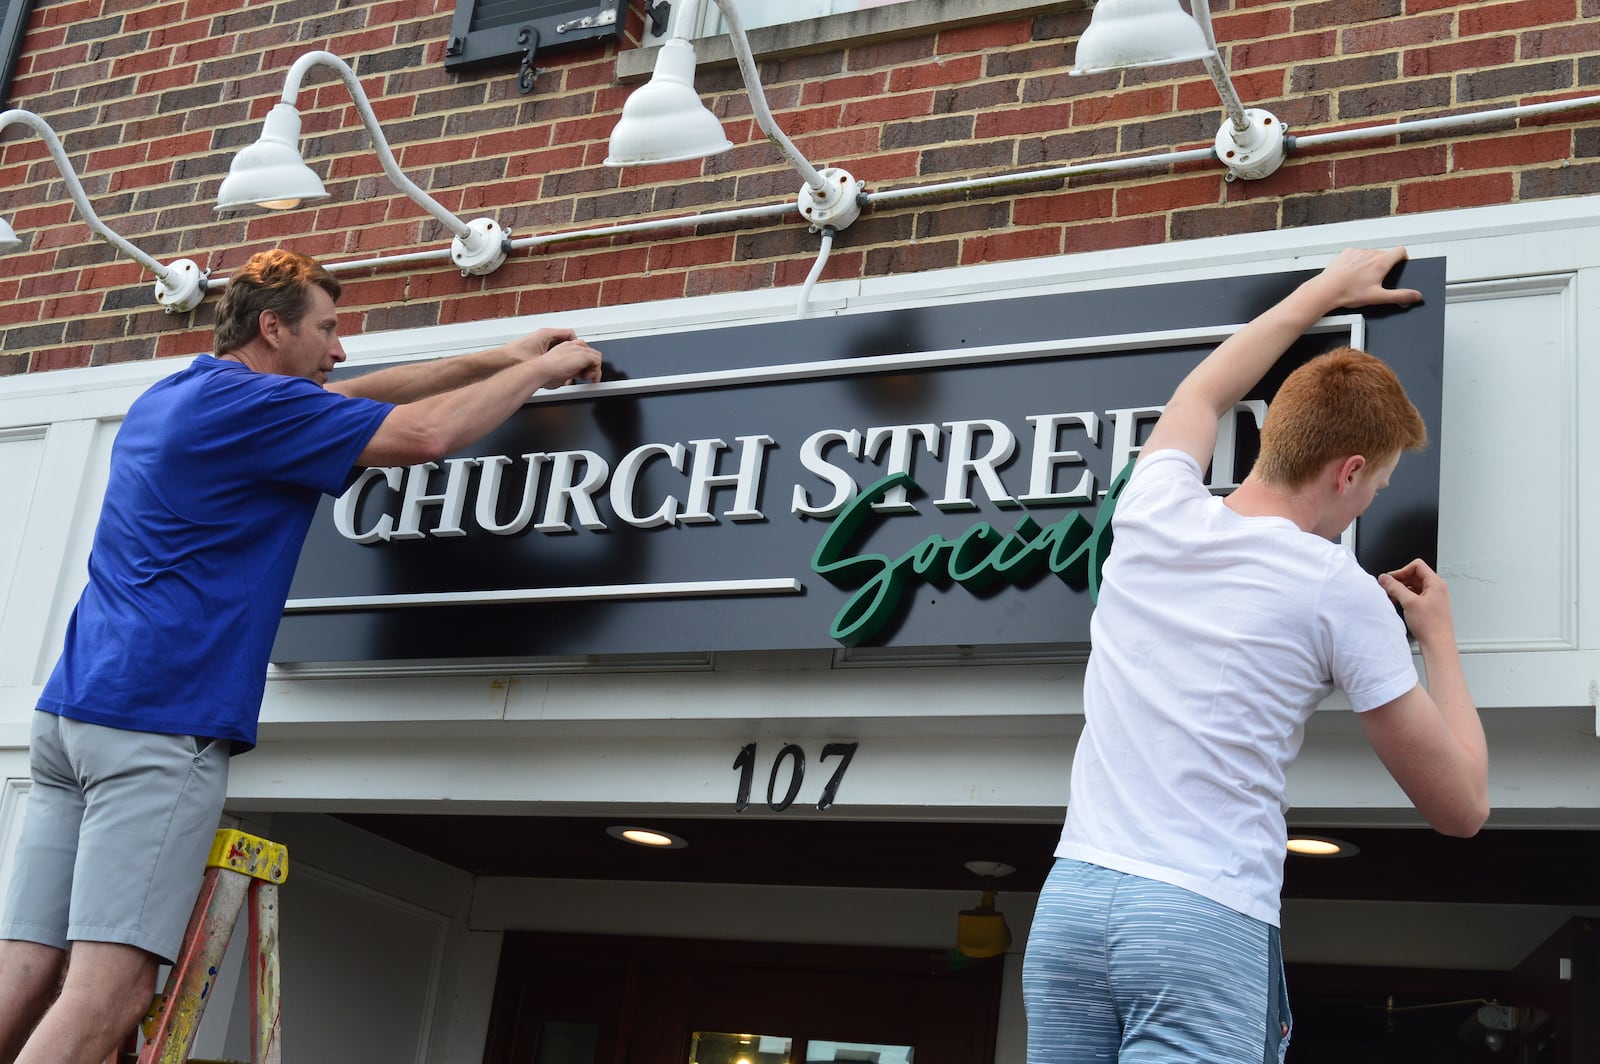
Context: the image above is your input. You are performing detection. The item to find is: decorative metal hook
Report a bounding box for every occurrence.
[516,25,540,94]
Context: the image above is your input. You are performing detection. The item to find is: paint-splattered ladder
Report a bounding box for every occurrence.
[132,829,289,1064]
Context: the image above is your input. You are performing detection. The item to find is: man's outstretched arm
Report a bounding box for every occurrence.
[327,328,578,405]
[354,338,602,468]
[1138,246,1422,469]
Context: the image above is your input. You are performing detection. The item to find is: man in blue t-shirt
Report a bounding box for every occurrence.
[0,249,602,1064]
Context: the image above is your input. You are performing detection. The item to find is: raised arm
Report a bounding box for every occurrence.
[1359,560,1489,837]
[328,328,578,404]
[354,338,602,468]
[1139,247,1422,468]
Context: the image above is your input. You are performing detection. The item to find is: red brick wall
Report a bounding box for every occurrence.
[1,0,1596,375]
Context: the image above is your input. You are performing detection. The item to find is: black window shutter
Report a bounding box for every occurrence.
[1,0,37,105]
[444,0,625,70]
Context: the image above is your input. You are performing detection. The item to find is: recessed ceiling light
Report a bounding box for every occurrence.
[1287,835,1359,858]
[607,825,688,849]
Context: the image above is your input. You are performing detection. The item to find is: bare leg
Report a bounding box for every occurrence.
[0,939,66,1063]
[12,941,155,1064]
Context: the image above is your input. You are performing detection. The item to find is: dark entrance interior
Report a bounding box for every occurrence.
[483,933,1003,1064]
[336,814,1600,1063]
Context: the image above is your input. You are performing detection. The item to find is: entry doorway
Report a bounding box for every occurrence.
[482,933,1004,1064]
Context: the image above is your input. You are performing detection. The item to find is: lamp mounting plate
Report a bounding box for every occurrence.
[451,218,509,276]
[155,259,208,314]
[1215,108,1287,182]
[798,166,864,231]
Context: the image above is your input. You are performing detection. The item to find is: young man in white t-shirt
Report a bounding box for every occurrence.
[1022,246,1489,1063]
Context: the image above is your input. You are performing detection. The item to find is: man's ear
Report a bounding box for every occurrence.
[257,309,282,348]
[1335,454,1367,494]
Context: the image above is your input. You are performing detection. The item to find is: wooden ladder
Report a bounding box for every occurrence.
[124,829,289,1064]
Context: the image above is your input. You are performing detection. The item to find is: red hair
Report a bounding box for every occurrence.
[1255,346,1427,486]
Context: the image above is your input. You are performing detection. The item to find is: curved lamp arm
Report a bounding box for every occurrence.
[704,0,825,192]
[1189,3,1285,181]
[281,51,472,241]
[0,109,206,313]
[1189,3,1249,134]
[706,0,862,229]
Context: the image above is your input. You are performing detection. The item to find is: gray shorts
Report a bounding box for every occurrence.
[0,711,230,964]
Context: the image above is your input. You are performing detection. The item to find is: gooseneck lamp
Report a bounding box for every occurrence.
[606,0,862,231]
[1071,0,1286,182]
[216,51,510,276]
[0,109,207,313]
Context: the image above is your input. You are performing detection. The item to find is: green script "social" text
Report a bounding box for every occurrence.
[810,460,1135,646]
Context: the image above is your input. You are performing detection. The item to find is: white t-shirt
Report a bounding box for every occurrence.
[1055,450,1419,925]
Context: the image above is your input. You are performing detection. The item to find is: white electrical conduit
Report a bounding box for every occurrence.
[867,93,1600,209]
[199,93,1600,292]
[863,146,1219,209]
[215,201,797,285]
[796,225,837,317]
[509,200,794,250]
[1289,95,1599,150]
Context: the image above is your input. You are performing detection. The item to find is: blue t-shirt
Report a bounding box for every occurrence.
[37,355,394,752]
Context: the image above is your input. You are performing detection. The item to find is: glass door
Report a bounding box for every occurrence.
[683,1032,916,1064]
[687,1032,793,1064]
[804,1042,913,1064]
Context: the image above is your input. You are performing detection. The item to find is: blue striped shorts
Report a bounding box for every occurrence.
[1022,858,1291,1063]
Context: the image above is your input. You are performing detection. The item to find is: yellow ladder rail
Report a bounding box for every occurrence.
[132,829,288,1064]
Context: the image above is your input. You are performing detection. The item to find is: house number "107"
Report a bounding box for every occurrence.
[732,742,859,812]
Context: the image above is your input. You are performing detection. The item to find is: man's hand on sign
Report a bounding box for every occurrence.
[539,339,603,388]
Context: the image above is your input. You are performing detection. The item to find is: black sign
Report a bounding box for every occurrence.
[273,259,1445,663]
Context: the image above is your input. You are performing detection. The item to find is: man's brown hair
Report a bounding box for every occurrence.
[1254,346,1427,487]
[213,249,342,356]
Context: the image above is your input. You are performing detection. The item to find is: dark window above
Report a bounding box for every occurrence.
[1,0,37,105]
[444,0,624,70]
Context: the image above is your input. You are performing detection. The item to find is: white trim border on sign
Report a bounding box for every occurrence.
[285,578,805,613]
[523,317,1366,404]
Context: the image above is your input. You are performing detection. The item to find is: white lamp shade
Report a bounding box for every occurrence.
[1071,0,1217,75]
[215,102,330,211]
[605,37,733,166]
[0,216,19,252]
